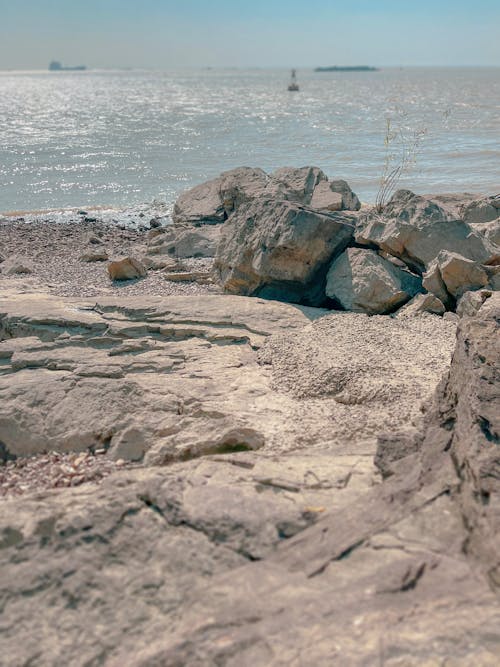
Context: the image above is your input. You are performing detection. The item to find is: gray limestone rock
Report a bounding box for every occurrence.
[309,181,343,211]
[3,281,494,666]
[268,165,327,203]
[147,223,221,258]
[0,290,325,462]
[0,255,34,275]
[456,289,492,318]
[327,178,361,211]
[422,258,453,308]
[461,197,500,224]
[421,191,482,217]
[374,429,421,477]
[309,179,361,212]
[487,265,500,290]
[395,292,446,317]
[423,250,490,307]
[117,294,500,667]
[437,250,489,298]
[171,166,361,227]
[214,198,355,305]
[0,451,380,667]
[325,247,421,314]
[474,217,500,246]
[1,285,453,466]
[356,189,497,272]
[172,166,270,225]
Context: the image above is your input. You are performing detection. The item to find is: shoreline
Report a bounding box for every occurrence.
[0,199,173,229]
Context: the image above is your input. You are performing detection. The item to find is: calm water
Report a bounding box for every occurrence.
[1,67,499,213]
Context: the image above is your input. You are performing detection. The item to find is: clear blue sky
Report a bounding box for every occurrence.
[0,0,499,69]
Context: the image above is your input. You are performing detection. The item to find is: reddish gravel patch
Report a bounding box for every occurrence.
[0,450,139,499]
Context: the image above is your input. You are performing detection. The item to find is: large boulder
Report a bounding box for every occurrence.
[435,251,489,298]
[325,248,421,314]
[421,259,453,308]
[475,217,500,246]
[327,178,361,211]
[487,264,500,290]
[309,181,343,211]
[460,196,500,224]
[172,167,269,225]
[423,250,490,305]
[309,179,361,212]
[356,189,497,272]
[213,198,354,305]
[416,292,500,584]
[268,166,327,203]
[172,166,360,226]
[421,192,483,218]
[456,289,492,318]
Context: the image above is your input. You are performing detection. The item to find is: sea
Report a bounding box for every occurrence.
[1,67,499,219]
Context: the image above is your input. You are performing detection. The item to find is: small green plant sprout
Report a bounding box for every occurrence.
[375,109,427,213]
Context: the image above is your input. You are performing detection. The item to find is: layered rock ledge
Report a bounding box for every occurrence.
[1,168,499,665]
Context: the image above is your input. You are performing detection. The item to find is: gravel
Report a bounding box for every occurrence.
[258,310,457,450]
[0,216,220,497]
[0,218,220,298]
[0,450,138,499]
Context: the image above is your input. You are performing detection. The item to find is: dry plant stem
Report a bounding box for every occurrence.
[376,116,427,212]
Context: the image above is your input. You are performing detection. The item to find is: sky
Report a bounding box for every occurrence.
[0,0,499,70]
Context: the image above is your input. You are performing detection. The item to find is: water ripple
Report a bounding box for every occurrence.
[0,67,499,211]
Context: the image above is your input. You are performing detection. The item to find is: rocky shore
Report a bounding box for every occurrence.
[1,166,499,665]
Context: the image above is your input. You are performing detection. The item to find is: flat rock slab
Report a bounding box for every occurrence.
[109,293,500,667]
[0,291,326,461]
[0,285,468,666]
[1,288,454,463]
[0,451,377,666]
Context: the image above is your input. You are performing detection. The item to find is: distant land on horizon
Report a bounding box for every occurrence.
[314,65,379,72]
[0,64,498,73]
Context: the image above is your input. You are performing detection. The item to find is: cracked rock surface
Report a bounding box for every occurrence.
[1,275,498,665]
[0,285,454,464]
[109,292,499,666]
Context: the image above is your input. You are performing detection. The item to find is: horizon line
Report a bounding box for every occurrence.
[1,64,500,72]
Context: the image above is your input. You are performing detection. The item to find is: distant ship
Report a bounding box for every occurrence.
[49,61,87,72]
[288,69,299,91]
[315,65,379,72]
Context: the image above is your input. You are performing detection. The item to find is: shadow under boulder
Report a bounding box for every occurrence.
[213,198,355,306]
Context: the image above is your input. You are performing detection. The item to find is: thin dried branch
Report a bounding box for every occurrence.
[375,114,427,213]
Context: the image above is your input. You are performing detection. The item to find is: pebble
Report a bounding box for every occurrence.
[0,450,137,499]
[0,219,219,299]
[0,216,219,499]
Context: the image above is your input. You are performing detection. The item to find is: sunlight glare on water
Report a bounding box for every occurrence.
[0,67,499,211]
